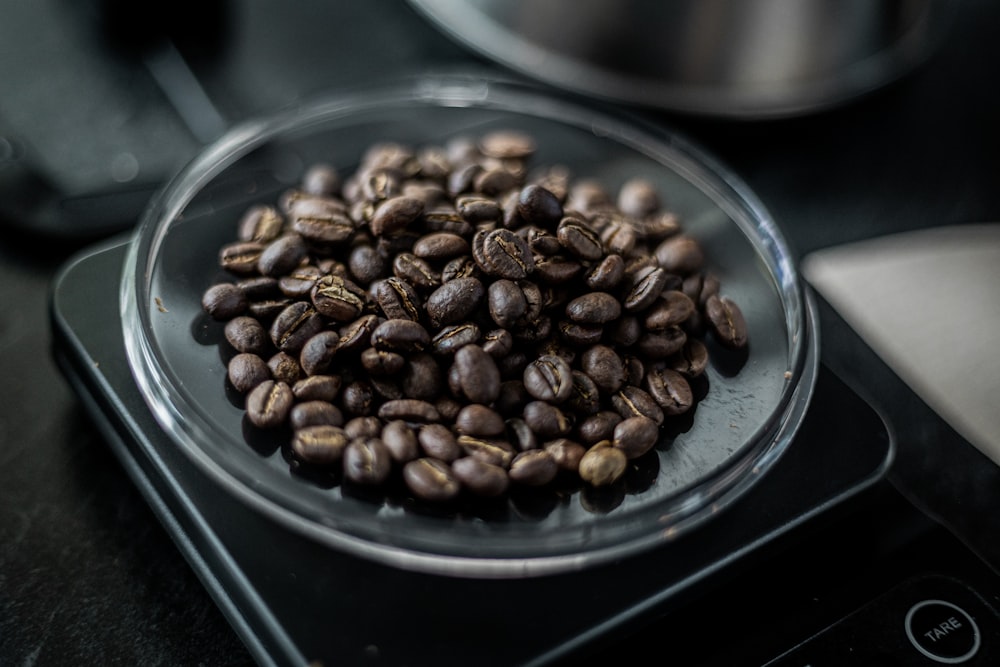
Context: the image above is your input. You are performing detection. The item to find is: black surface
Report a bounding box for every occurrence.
[2,0,1000,665]
[50,238,890,667]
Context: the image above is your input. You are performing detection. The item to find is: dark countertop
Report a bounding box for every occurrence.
[2,1,999,665]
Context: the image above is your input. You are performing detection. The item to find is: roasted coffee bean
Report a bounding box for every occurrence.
[370,196,424,236]
[224,316,267,354]
[617,178,660,218]
[623,354,645,386]
[290,197,355,244]
[257,234,308,277]
[524,226,561,255]
[401,353,444,400]
[341,381,375,416]
[578,442,627,487]
[299,330,339,376]
[505,417,538,452]
[452,344,501,404]
[452,457,509,497]
[522,354,574,403]
[488,279,527,328]
[612,385,665,425]
[246,380,293,428]
[441,256,479,283]
[370,318,430,352]
[509,450,558,486]
[219,241,265,275]
[645,367,693,415]
[455,404,505,437]
[479,130,536,159]
[682,272,721,307]
[248,298,292,321]
[426,277,484,327]
[349,244,387,285]
[375,277,422,321]
[624,267,670,312]
[302,163,341,196]
[228,353,270,393]
[482,328,514,359]
[523,401,574,438]
[494,380,530,416]
[533,256,583,285]
[343,438,392,485]
[544,438,586,471]
[238,204,284,243]
[237,276,281,301]
[447,162,482,197]
[361,347,406,375]
[644,290,696,329]
[392,252,440,290]
[337,314,380,354]
[202,283,248,320]
[292,374,341,402]
[370,376,404,401]
[566,370,601,414]
[344,416,383,440]
[668,339,709,378]
[576,411,622,445]
[381,420,419,463]
[557,321,604,347]
[481,228,534,279]
[613,415,660,459]
[516,184,563,225]
[456,195,502,224]
[557,217,603,260]
[565,292,621,324]
[610,316,642,347]
[600,221,637,257]
[361,167,404,202]
[637,327,687,359]
[457,435,515,468]
[267,351,302,384]
[585,254,626,291]
[640,211,682,241]
[291,425,348,465]
[654,235,704,275]
[270,301,324,352]
[311,274,368,322]
[705,294,749,349]
[377,399,441,423]
[473,167,518,196]
[412,232,470,260]
[580,344,626,394]
[279,265,323,298]
[425,208,474,237]
[290,400,344,430]
[418,424,461,461]
[403,458,460,502]
[431,322,481,355]
[434,396,463,422]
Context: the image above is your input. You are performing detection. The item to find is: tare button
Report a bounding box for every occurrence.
[905,599,981,663]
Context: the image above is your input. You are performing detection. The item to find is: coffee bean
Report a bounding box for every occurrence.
[228,353,270,393]
[375,277,422,321]
[565,292,621,324]
[481,229,534,279]
[612,385,665,425]
[705,294,749,349]
[617,178,660,218]
[474,167,518,196]
[431,322,481,356]
[566,370,601,414]
[344,416,383,440]
[456,195,502,224]
[302,163,341,196]
[578,442,627,486]
[392,252,440,290]
[202,283,248,320]
[381,420,419,463]
[645,368,693,415]
[522,355,574,403]
[452,344,501,404]
[349,244,387,285]
[341,380,375,416]
[455,404,505,437]
[624,267,670,312]
[426,277,484,327]
[270,301,324,352]
[637,327,687,359]
[505,417,538,451]
[299,330,339,376]
[585,254,626,291]
[248,298,292,321]
[668,339,709,378]
[219,241,264,275]
[378,399,441,423]
[441,256,479,283]
[544,438,586,471]
[580,344,626,394]
[361,347,405,376]
[557,217,603,260]
[404,458,460,502]
[343,438,392,485]
[610,316,641,347]
[237,276,281,301]
[452,457,509,497]
[267,351,302,384]
[290,400,344,430]
[412,232,470,260]
[557,321,604,347]
[238,204,284,243]
[257,234,307,277]
[457,435,515,468]
[290,197,355,244]
[479,130,536,159]
[292,374,341,402]
[336,314,380,355]
[311,274,368,322]
[576,411,622,445]
[246,380,293,428]
[482,328,514,359]
[654,235,704,275]
[224,316,267,354]
[291,425,348,465]
[517,184,563,225]
[279,265,323,298]
[371,319,430,353]
[487,279,527,329]
[613,415,659,459]
[523,401,573,438]
[533,256,584,285]
[643,290,696,329]
[370,196,424,236]
[509,450,558,486]
[418,424,461,461]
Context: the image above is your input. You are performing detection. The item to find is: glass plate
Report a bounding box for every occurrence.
[121,75,818,578]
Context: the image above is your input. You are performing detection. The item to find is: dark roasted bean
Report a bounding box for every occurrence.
[290,197,355,244]
[487,279,527,329]
[269,301,323,352]
[482,328,514,359]
[580,344,626,394]
[349,244,387,285]
[299,330,339,376]
[522,355,574,403]
[267,351,302,384]
[474,167,518,196]
[238,204,284,243]
[455,404,506,437]
[290,400,344,430]
[292,374,341,402]
[578,442,627,486]
[291,425,348,465]
[418,424,461,461]
[645,367,694,416]
[431,322,481,355]
[370,196,424,236]
[361,347,406,376]
[452,344,501,404]
[279,265,323,298]
[637,327,687,359]
[343,438,392,485]
[344,416,383,440]
[544,438,586,471]
[617,178,660,218]
[378,399,441,423]
[644,290,696,329]
[375,277,422,321]
[557,217,603,260]
[257,234,307,277]
[612,385,665,425]
[228,353,270,393]
[224,316,267,354]
[302,164,341,197]
[336,314,380,354]
[624,266,670,312]
[457,435,515,468]
[566,370,601,414]
[401,353,444,401]
[585,254,626,291]
[392,252,440,290]
[654,235,704,275]
[576,411,622,445]
[613,415,660,459]
[202,283,248,320]
[381,420,419,463]
[610,316,641,347]
[245,380,293,428]
[480,228,534,279]
[558,321,604,346]
[341,381,375,416]
[311,274,368,322]
[600,221,637,257]
[404,458,460,502]
[517,184,563,226]
[533,256,583,285]
[494,380,530,416]
[412,232,470,260]
[523,401,574,438]
[426,277,484,327]
[219,241,264,275]
[452,457,509,497]
[525,226,561,255]
[668,339,710,378]
[505,417,538,451]
[237,276,281,300]
[479,130,536,159]
[705,294,749,349]
[565,292,621,324]
[509,450,558,486]
[456,195,502,224]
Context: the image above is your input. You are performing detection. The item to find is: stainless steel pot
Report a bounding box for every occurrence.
[409,0,952,118]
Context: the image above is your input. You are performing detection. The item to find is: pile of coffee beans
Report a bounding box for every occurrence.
[199,130,748,506]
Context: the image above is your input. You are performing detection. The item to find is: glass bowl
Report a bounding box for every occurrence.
[121,75,818,578]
